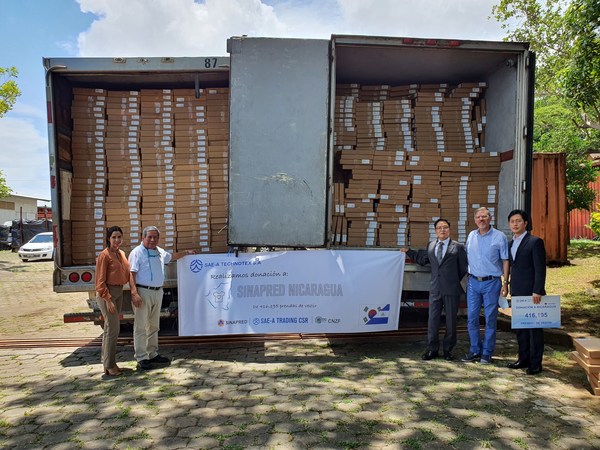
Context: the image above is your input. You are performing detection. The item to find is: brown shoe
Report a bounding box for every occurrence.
[104,367,123,376]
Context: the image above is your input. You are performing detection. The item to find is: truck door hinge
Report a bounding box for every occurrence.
[521,180,527,192]
[523,126,528,137]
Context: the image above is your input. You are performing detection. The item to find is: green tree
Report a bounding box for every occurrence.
[492,0,600,130]
[0,170,11,198]
[492,0,600,211]
[0,66,21,118]
[561,0,600,130]
[0,66,19,197]
[587,203,600,238]
[534,96,598,211]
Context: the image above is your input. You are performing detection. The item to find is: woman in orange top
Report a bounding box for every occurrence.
[95,226,132,376]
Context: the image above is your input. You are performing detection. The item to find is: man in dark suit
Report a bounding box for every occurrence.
[505,209,547,375]
[403,218,468,361]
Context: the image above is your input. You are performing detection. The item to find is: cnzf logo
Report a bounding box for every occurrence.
[315,316,326,324]
[189,259,203,273]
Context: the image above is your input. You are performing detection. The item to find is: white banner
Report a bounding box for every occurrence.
[511,295,561,329]
[177,250,405,336]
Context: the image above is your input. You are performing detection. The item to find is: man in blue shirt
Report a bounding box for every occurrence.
[462,207,509,364]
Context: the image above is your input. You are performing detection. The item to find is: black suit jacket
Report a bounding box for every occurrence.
[508,233,547,296]
[407,239,468,296]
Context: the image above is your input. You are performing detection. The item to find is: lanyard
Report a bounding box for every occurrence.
[146,248,160,282]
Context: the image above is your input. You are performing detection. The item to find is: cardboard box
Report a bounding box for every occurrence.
[572,351,600,374]
[574,337,600,360]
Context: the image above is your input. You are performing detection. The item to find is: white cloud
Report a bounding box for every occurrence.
[12,102,47,121]
[337,0,504,40]
[76,0,289,56]
[74,0,505,58]
[0,117,50,199]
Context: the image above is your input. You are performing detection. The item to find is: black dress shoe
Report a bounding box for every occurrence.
[149,354,170,364]
[526,366,542,375]
[443,352,454,361]
[422,351,439,361]
[137,359,152,370]
[507,360,529,369]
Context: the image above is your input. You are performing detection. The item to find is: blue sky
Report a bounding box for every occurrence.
[0,0,506,202]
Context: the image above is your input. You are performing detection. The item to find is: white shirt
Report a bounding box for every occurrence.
[128,244,172,287]
[511,231,528,260]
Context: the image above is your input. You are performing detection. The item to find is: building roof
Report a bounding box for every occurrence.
[6,193,50,202]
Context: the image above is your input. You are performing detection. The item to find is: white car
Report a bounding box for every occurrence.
[18,232,55,262]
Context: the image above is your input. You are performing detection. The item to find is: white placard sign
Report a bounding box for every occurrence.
[177,250,405,336]
[511,295,561,329]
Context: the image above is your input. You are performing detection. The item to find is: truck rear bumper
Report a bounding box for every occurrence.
[63,310,177,325]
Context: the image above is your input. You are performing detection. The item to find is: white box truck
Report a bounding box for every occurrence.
[44,34,534,326]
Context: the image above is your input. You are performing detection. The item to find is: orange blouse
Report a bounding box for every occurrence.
[95,247,131,301]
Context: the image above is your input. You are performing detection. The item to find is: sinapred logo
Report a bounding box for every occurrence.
[190,259,203,273]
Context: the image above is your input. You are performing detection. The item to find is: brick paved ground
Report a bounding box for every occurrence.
[0,251,98,339]
[1,251,600,449]
[1,334,600,450]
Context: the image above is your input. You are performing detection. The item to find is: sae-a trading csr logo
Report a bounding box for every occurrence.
[189,259,203,273]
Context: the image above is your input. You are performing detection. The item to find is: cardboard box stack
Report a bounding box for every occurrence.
[340,95,382,246]
[571,337,600,395]
[445,83,498,234]
[206,88,230,253]
[139,89,176,253]
[377,97,412,247]
[70,88,108,264]
[333,81,500,249]
[68,85,231,264]
[331,182,347,245]
[332,85,359,244]
[173,88,210,253]
[104,90,141,254]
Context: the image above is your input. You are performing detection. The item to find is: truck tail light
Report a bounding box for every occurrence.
[81,272,93,282]
[425,39,437,46]
[69,273,80,283]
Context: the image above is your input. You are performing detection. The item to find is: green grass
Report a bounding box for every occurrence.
[546,240,600,335]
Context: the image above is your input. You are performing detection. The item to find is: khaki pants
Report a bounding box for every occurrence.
[133,287,163,362]
[97,285,123,370]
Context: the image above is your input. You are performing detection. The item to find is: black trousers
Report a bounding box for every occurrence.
[427,294,460,353]
[516,328,545,368]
